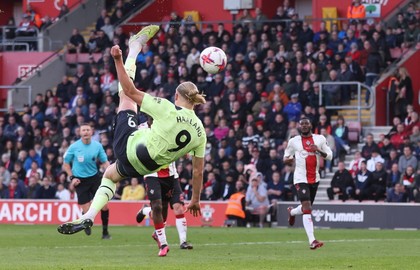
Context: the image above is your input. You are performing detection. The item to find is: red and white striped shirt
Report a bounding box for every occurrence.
[284,134,332,184]
[144,161,179,179]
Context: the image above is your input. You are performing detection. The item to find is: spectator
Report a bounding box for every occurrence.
[363,41,382,105]
[396,67,414,108]
[354,160,372,201]
[348,151,365,176]
[26,175,41,199]
[3,115,19,140]
[400,165,416,201]
[24,149,42,171]
[245,177,269,228]
[361,133,380,160]
[67,28,86,53]
[366,150,385,172]
[219,173,236,201]
[267,170,284,206]
[403,19,420,48]
[0,181,9,198]
[35,176,56,199]
[398,146,418,173]
[332,115,351,157]
[101,16,114,41]
[15,14,37,38]
[410,126,420,144]
[57,3,70,20]
[387,163,402,189]
[327,161,354,201]
[367,162,387,201]
[254,8,268,31]
[121,177,146,201]
[386,183,406,202]
[283,93,302,122]
[7,178,26,199]
[56,183,71,200]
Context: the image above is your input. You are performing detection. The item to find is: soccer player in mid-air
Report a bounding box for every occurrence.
[283,117,332,249]
[57,25,206,257]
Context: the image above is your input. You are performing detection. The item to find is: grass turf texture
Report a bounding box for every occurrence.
[0,225,419,270]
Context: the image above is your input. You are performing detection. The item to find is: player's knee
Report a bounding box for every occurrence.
[172,203,183,215]
[301,203,312,214]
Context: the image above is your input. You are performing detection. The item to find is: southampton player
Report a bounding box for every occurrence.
[136,161,193,250]
[58,25,206,257]
[284,117,332,249]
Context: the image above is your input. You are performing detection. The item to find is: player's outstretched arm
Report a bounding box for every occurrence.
[185,156,204,217]
[111,45,145,106]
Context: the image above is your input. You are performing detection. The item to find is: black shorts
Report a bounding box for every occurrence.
[75,174,101,205]
[145,176,185,209]
[294,182,319,205]
[112,110,142,178]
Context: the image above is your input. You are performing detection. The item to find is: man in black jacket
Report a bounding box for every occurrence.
[366,162,388,202]
[363,41,383,105]
[327,161,354,201]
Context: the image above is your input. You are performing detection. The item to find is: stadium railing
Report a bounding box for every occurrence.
[318,81,374,124]
[0,85,32,112]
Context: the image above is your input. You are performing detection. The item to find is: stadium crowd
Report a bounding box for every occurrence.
[0,0,419,212]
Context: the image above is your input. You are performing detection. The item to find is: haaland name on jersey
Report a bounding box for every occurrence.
[176,116,203,137]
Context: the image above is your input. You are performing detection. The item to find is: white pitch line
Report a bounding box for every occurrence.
[51,238,420,249]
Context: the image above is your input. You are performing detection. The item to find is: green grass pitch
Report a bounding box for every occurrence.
[0,224,419,270]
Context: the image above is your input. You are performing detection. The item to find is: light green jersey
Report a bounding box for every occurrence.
[126,94,206,175]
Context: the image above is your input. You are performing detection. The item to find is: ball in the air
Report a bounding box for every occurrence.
[199,46,227,74]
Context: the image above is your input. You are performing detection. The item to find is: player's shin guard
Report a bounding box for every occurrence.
[302,210,316,244]
[84,178,115,221]
[175,214,187,244]
[154,223,168,246]
[118,57,137,94]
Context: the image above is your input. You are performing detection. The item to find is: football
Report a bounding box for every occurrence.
[199,46,227,74]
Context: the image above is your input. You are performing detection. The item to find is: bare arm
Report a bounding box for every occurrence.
[111,45,145,106]
[63,162,80,186]
[100,161,110,173]
[185,156,204,216]
[191,156,204,202]
[62,162,73,178]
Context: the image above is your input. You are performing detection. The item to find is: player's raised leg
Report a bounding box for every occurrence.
[118,24,159,113]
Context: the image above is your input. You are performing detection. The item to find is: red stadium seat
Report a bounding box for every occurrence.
[347,121,361,143]
[389,48,402,59]
[65,53,102,64]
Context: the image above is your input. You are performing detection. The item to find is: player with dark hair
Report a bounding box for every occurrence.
[58,25,206,257]
[136,161,193,250]
[283,117,333,249]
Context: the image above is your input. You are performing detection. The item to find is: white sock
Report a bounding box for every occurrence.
[303,214,316,244]
[142,206,152,218]
[175,215,187,244]
[291,205,303,216]
[155,227,168,246]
